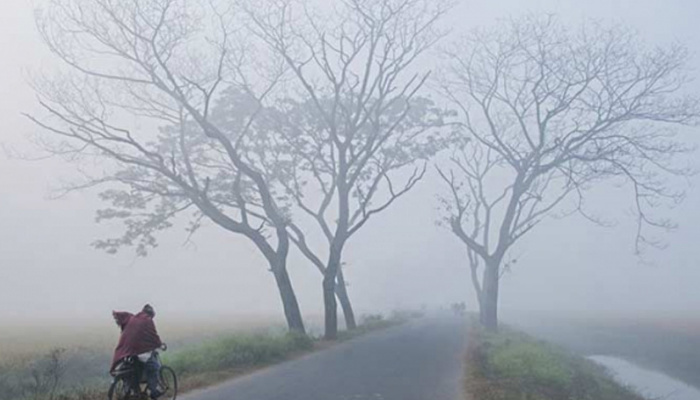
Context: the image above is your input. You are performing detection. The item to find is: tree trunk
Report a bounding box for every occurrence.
[469,255,485,326]
[476,295,486,325]
[271,258,306,334]
[481,259,500,331]
[323,270,338,340]
[323,239,346,340]
[336,268,357,330]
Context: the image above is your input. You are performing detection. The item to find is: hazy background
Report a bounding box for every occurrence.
[1,0,699,326]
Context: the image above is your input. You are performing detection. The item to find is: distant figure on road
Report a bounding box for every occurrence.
[111,304,165,399]
[451,302,466,316]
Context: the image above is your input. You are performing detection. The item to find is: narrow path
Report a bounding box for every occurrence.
[183,316,468,400]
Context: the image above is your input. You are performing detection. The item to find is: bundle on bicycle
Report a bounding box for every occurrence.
[110,305,178,400]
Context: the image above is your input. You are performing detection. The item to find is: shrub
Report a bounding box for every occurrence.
[360,314,384,324]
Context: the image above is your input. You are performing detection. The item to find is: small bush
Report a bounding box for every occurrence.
[0,348,79,400]
[361,314,385,324]
[487,334,573,391]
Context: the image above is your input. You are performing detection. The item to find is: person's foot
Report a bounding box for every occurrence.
[149,389,163,400]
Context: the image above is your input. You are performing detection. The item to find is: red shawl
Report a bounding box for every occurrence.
[111,311,163,371]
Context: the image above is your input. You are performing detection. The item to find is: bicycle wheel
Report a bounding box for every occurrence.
[108,378,131,400]
[158,366,178,400]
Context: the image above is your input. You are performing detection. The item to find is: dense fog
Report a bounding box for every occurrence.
[1,0,699,327]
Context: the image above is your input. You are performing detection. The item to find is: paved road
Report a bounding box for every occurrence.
[183,316,468,400]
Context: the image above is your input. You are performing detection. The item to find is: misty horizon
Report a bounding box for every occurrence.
[1,0,700,326]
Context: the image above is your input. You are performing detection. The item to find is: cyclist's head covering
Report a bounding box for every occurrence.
[142,304,155,318]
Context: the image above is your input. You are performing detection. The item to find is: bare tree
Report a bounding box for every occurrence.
[29,0,306,333]
[246,0,452,339]
[211,88,367,331]
[437,16,699,331]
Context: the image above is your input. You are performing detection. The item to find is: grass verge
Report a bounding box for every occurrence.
[464,321,646,400]
[163,331,315,393]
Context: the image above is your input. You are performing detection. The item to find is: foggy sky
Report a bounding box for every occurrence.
[1,0,700,325]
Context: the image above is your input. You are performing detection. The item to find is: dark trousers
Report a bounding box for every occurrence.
[143,353,161,397]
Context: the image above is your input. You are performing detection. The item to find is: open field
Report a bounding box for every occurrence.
[0,315,287,358]
[503,312,700,390]
[0,313,404,400]
[0,315,286,400]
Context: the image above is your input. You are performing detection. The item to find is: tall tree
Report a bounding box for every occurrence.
[437,16,699,331]
[247,0,452,338]
[266,95,447,333]
[29,0,306,332]
[211,89,362,330]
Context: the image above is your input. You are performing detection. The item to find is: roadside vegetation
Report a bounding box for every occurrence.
[0,313,408,400]
[463,321,646,400]
[508,314,700,391]
[164,331,314,392]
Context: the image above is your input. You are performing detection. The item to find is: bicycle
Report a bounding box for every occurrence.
[108,346,178,400]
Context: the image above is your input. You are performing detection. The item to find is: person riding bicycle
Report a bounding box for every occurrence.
[111,304,166,400]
